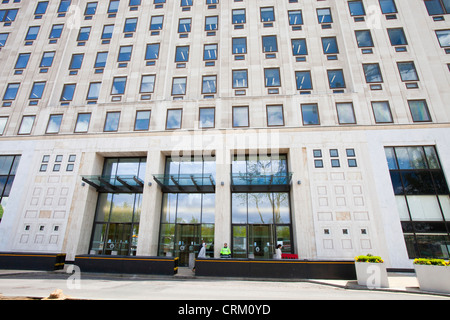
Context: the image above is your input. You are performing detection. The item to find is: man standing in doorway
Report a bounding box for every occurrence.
[220,243,231,258]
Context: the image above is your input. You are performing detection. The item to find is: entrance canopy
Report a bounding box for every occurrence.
[230,173,293,192]
[82,175,144,193]
[153,173,216,193]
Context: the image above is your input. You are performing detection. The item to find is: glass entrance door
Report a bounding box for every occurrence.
[249,225,274,259]
[175,224,200,266]
[104,223,132,256]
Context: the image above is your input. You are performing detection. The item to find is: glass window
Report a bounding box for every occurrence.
[40,52,55,67]
[317,8,332,23]
[295,71,312,90]
[232,37,247,54]
[166,109,182,129]
[205,16,218,30]
[150,16,164,30]
[397,62,419,81]
[18,115,35,135]
[87,82,101,100]
[355,30,374,47]
[301,104,320,125]
[388,28,408,45]
[379,0,397,13]
[95,52,108,68]
[58,0,71,13]
[104,112,120,132]
[436,29,450,47]
[171,77,187,95]
[336,103,356,124]
[69,53,84,69]
[101,25,114,39]
[372,101,393,123]
[288,10,303,25]
[140,75,155,93]
[327,70,346,88]
[348,0,365,16]
[232,70,248,88]
[262,35,278,53]
[204,44,217,60]
[25,26,40,40]
[322,37,338,54]
[0,117,7,135]
[260,7,275,22]
[49,24,63,39]
[233,106,249,127]
[267,105,284,126]
[424,0,450,15]
[118,46,132,62]
[85,2,98,15]
[77,27,91,41]
[175,46,189,62]
[145,43,160,60]
[108,0,120,13]
[363,63,383,83]
[178,18,191,33]
[29,82,46,100]
[202,75,217,94]
[46,114,63,134]
[124,18,137,33]
[3,83,19,101]
[0,33,9,47]
[232,9,246,24]
[291,39,308,56]
[135,110,151,131]
[408,100,431,122]
[74,113,91,133]
[264,68,281,87]
[199,108,215,129]
[111,77,127,95]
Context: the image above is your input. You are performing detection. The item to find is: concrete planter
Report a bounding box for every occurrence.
[414,264,450,294]
[355,262,389,288]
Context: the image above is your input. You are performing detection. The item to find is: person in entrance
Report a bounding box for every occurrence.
[220,243,231,258]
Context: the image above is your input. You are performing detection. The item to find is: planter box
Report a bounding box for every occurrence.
[414,264,450,294]
[355,262,389,288]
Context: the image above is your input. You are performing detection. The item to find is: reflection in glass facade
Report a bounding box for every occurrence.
[0,155,21,222]
[158,156,216,266]
[385,146,450,259]
[231,154,292,259]
[89,157,146,256]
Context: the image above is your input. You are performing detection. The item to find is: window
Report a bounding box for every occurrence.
[388,28,408,46]
[397,62,419,81]
[77,27,91,42]
[288,10,303,26]
[291,39,308,56]
[104,112,120,132]
[134,110,151,131]
[408,100,432,122]
[150,15,164,30]
[327,70,346,89]
[0,33,8,47]
[0,117,7,135]
[175,46,189,62]
[29,82,46,100]
[3,83,19,101]
[85,2,97,16]
[69,53,84,70]
[202,75,217,94]
[232,70,248,88]
[204,44,218,61]
[178,18,191,33]
[322,37,338,54]
[232,37,247,54]
[58,0,71,14]
[385,146,450,259]
[111,77,127,95]
[0,155,21,218]
[336,102,356,124]
[60,84,76,101]
[301,104,320,125]
[140,75,155,94]
[435,29,450,47]
[171,77,187,96]
[87,82,101,100]
[49,24,64,40]
[40,52,55,68]
[118,46,132,62]
[372,101,393,123]
[379,0,398,14]
[355,30,374,48]
[145,43,160,60]
[363,63,383,83]
[95,52,108,68]
[233,106,249,127]
[348,0,366,16]
[424,0,450,15]
[74,113,91,133]
[46,114,63,134]
[166,109,182,129]
[18,115,35,135]
[266,105,284,126]
[101,25,114,40]
[317,8,332,23]
[25,26,40,41]
[124,18,137,33]
[199,107,215,129]
[107,0,120,14]
[205,16,218,31]
[260,7,275,22]
[232,9,246,24]
[295,71,312,90]
[262,35,278,53]
[264,68,281,87]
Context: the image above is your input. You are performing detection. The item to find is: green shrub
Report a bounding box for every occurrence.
[413,258,449,266]
[355,254,384,263]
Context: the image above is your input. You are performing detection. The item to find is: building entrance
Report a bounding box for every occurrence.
[175,224,200,267]
[248,225,274,259]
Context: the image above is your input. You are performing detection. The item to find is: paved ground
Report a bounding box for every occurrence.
[0,267,449,301]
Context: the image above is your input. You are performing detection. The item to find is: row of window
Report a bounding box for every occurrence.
[0,57,426,106]
[0,99,433,137]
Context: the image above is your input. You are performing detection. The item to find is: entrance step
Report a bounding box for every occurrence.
[175,267,196,279]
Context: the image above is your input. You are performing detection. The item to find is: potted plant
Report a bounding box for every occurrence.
[354,254,389,288]
[414,258,450,294]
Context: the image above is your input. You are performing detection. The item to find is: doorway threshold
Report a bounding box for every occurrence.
[175,267,196,279]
